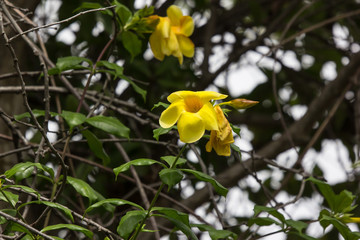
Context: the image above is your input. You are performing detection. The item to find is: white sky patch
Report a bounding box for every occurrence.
[280,51,301,71]
[115,80,130,95]
[302,139,351,184]
[47,120,59,143]
[56,28,76,45]
[333,23,350,50]
[225,188,255,217]
[92,21,105,37]
[278,86,292,102]
[288,105,308,120]
[301,54,315,69]
[320,61,337,81]
[134,0,152,8]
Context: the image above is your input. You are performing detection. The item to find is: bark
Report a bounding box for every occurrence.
[0,0,41,173]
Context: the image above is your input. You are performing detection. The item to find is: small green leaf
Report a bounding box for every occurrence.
[86,115,130,139]
[161,156,187,167]
[4,162,54,181]
[96,60,124,76]
[285,219,308,233]
[2,185,41,199]
[152,102,169,111]
[159,169,184,189]
[117,210,146,239]
[114,159,167,178]
[85,198,144,214]
[14,109,57,120]
[181,169,228,197]
[306,177,336,211]
[0,209,16,224]
[230,123,241,137]
[0,190,19,207]
[153,212,198,240]
[120,74,147,101]
[82,129,110,165]
[18,201,74,223]
[67,176,104,204]
[115,2,132,26]
[41,224,93,239]
[121,31,142,60]
[153,126,176,141]
[49,56,92,75]
[192,224,237,240]
[61,111,87,131]
[253,205,285,224]
[248,217,281,227]
[153,207,189,226]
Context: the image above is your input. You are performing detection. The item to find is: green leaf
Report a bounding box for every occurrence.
[0,190,19,207]
[114,1,132,26]
[121,31,142,60]
[153,207,190,226]
[41,224,93,239]
[153,212,198,240]
[114,159,167,178]
[18,201,74,223]
[86,115,130,139]
[67,176,104,204]
[61,111,87,131]
[248,217,281,227]
[153,126,176,141]
[192,224,237,240]
[160,156,187,167]
[151,101,169,111]
[85,198,144,214]
[0,209,16,224]
[333,190,356,213]
[49,56,92,75]
[285,219,308,233]
[96,61,146,101]
[4,162,54,182]
[289,232,318,240]
[2,185,41,199]
[306,177,336,211]
[82,129,110,165]
[253,205,286,224]
[230,123,241,137]
[120,74,147,101]
[181,169,228,197]
[319,214,360,240]
[117,210,147,239]
[14,109,57,120]
[159,169,184,189]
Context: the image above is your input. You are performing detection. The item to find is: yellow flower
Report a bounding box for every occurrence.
[219,98,259,109]
[206,105,235,156]
[149,5,194,64]
[159,91,227,143]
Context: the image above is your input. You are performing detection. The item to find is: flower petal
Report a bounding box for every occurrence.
[167,5,183,26]
[177,35,194,58]
[158,17,170,38]
[159,101,185,128]
[197,91,228,102]
[177,112,205,143]
[149,32,165,61]
[164,30,179,55]
[197,102,218,131]
[180,16,194,36]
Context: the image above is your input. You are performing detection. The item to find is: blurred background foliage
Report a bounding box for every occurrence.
[2,0,360,239]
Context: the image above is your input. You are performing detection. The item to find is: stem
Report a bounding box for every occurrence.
[130,144,188,240]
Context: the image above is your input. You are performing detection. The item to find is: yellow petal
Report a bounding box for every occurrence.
[159,101,185,128]
[149,32,165,61]
[177,35,194,58]
[164,30,179,55]
[167,5,183,26]
[197,102,218,131]
[168,91,227,103]
[214,105,232,141]
[206,130,216,152]
[158,17,171,38]
[177,112,205,143]
[180,16,194,36]
[197,91,228,102]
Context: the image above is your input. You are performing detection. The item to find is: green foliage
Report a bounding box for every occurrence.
[41,224,94,239]
[82,129,111,165]
[85,198,144,215]
[5,162,55,182]
[153,126,176,141]
[192,224,237,240]
[117,210,147,239]
[48,56,92,75]
[86,115,130,139]
[159,169,184,189]
[114,158,167,177]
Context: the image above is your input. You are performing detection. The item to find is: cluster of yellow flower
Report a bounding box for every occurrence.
[148,6,258,156]
[148,5,194,65]
[159,91,257,156]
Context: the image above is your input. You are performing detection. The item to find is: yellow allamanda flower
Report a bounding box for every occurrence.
[148,5,194,64]
[159,91,227,143]
[206,105,235,156]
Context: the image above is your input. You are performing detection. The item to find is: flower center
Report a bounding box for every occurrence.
[184,96,203,113]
